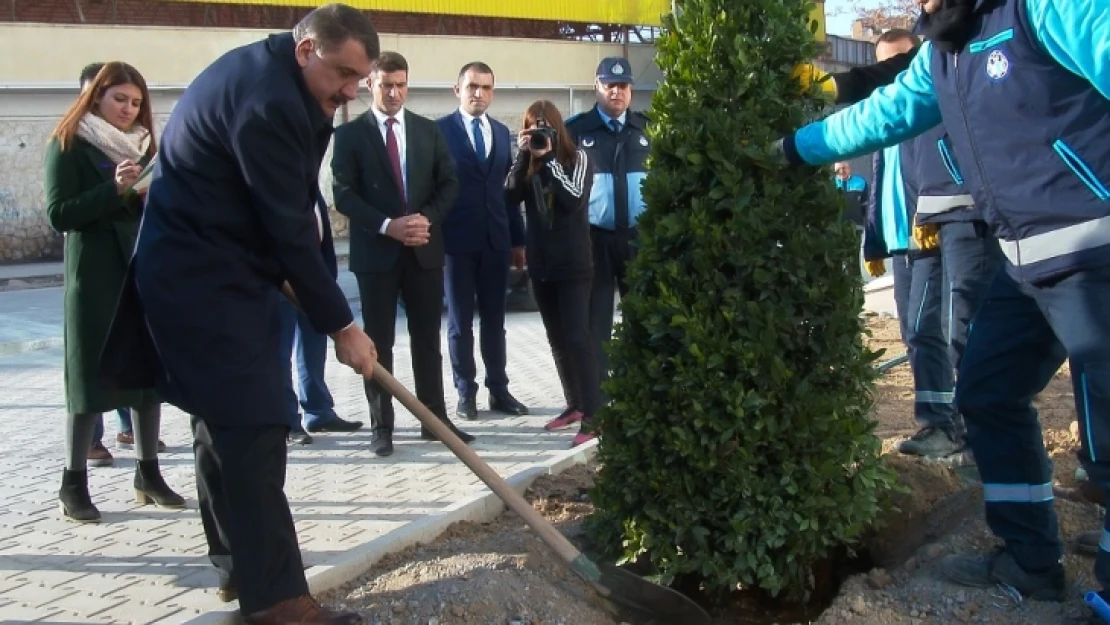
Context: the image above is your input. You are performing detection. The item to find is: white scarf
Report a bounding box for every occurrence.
[76,112,150,165]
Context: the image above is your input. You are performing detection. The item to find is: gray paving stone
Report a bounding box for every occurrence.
[0,301,582,623]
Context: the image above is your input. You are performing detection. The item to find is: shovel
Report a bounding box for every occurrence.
[282,285,712,624]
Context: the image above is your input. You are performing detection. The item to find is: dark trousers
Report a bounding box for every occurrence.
[355,248,448,433]
[938,221,1003,370]
[588,227,635,400]
[891,252,959,432]
[533,278,601,419]
[444,246,510,399]
[955,265,1110,580]
[278,299,339,430]
[192,416,306,614]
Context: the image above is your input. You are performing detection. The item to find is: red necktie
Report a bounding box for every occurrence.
[385,117,406,213]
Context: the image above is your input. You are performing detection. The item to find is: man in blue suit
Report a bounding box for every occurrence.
[101,5,378,623]
[437,62,528,421]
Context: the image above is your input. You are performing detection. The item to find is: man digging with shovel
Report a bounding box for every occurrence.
[101,4,379,623]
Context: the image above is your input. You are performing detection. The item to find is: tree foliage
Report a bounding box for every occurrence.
[586,0,896,602]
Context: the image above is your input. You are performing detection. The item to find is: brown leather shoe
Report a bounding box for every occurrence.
[243,595,362,625]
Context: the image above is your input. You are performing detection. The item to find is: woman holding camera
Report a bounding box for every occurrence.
[45,61,183,522]
[505,100,599,447]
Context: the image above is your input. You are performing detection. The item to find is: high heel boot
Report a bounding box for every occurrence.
[134,459,186,508]
[59,469,101,523]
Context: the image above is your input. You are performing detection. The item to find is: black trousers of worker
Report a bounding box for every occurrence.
[193,416,307,614]
[355,248,449,432]
[533,277,601,421]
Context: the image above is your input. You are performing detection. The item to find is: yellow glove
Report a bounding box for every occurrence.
[865,260,886,278]
[792,63,837,102]
[912,223,940,251]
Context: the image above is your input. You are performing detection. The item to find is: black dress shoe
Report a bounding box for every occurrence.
[457,397,478,421]
[306,416,364,433]
[421,418,476,444]
[370,431,394,457]
[489,391,529,416]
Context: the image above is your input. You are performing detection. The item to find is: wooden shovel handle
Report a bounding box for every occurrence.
[280,282,587,568]
[372,362,587,566]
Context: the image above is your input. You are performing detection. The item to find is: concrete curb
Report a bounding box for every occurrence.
[179,438,600,625]
[0,337,63,356]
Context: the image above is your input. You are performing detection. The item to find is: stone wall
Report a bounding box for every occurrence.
[0,119,72,261]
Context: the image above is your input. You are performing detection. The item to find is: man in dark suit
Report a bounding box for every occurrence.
[101,5,378,624]
[332,51,474,457]
[436,62,528,421]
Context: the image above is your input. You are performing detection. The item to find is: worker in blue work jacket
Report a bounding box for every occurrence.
[776,0,1110,606]
[565,57,651,407]
[861,29,962,460]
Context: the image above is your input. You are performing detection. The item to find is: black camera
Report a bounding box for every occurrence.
[526,117,557,151]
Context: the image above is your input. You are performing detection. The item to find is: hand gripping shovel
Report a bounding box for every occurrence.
[372,362,712,625]
[280,284,711,624]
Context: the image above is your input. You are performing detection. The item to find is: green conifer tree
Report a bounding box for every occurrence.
[587,0,897,600]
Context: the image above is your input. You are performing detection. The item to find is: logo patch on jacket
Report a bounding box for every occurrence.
[986,50,1010,81]
[582,136,595,147]
[638,135,649,147]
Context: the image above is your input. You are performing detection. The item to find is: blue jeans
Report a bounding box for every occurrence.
[92,408,134,444]
[278,298,339,431]
[891,252,960,432]
[955,265,1110,581]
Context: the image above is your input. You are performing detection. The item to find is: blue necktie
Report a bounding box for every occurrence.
[472,118,487,165]
[609,119,622,134]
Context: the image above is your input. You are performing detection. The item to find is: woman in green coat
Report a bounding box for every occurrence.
[45,62,183,522]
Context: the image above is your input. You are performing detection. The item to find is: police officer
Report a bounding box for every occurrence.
[565,57,650,412]
[778,0,1110,605]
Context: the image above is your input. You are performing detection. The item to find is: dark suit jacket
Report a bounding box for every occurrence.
[332,109,458,273]
[436,111,524,254]
[100,33,351,427]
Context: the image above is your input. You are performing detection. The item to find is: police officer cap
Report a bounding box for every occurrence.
[596,57,634,84]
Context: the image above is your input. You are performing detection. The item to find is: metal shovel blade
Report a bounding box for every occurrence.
[597,562,712,625]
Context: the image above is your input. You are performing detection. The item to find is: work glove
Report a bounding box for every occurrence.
[791,63,837,102]
[769,135,808,167]
[912,223,940,251]
[865,260,886,278]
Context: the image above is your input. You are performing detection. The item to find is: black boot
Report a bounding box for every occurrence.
[134,459,186,508]
[59,469,100,523]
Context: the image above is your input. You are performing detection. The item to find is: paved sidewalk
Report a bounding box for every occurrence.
[0,305,580,624]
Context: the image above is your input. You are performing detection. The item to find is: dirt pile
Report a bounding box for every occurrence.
[321,464,621,625]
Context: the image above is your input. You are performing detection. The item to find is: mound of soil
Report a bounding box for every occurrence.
[321,317,1102,625]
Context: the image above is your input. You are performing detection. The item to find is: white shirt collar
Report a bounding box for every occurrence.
[371,106,405,128]
[458,108,488,127]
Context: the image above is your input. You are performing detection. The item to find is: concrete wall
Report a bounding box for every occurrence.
[0,24,658,262]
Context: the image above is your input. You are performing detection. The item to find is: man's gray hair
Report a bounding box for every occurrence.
[293,3,380,60]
